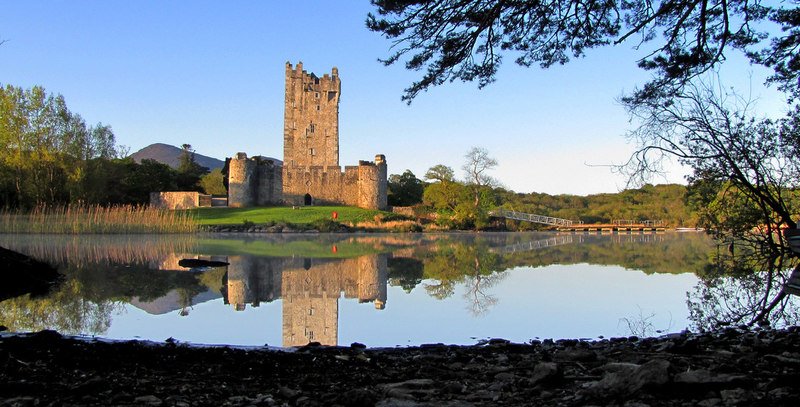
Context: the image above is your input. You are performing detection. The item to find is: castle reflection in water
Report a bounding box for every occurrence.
[158,253,388,347]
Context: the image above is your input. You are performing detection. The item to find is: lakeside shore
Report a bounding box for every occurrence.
[1,327,798,406]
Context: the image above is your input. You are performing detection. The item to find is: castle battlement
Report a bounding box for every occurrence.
[226,63,387,210]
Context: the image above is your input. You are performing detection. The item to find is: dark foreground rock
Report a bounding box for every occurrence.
[0,246,61,302]
[1,328,799,406]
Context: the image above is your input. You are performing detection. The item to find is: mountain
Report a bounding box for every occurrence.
[130,143,225,170]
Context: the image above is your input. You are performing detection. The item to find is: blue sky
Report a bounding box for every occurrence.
[1,1,785,195]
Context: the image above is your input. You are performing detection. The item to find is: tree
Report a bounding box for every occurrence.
[199,168,227,196]
[621,76,800,253]
[368,0,798,104]
[388,169,425,206]
[424,164,455,182]
[176,144,209,191]
[125,159,179,204]
[462,146,498,207]
[0,84,120,207]
[423,177,467,213]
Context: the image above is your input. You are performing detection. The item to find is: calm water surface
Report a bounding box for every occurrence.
[1,232,786,348]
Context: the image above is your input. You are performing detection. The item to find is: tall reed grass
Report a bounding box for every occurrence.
[0,204,197,234]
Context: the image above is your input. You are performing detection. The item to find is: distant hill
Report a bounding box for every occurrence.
[130,143,225,170]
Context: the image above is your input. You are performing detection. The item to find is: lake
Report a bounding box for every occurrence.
[1,232,795,348]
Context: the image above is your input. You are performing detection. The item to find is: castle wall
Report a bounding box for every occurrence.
[284,62,340,168]
[281,255,387,346]
[227,153,283,208]
[224,255,285,311]
[358,155,388,210]
[227,154,256,208]
[149,191,210,210]
[281,156,388,210]
[256,160,282,206]
[225,63,387,210]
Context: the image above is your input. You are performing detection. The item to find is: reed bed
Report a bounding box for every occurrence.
[0,234,197,266]
[0,204,197,234]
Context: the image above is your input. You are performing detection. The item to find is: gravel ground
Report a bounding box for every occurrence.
[1,327,799,406]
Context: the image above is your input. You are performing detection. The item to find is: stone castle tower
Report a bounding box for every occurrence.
[225,62,388,210]
[284,62,340,168]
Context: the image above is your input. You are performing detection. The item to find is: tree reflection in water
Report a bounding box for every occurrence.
[3,232,798,341]
[687,240,800,331]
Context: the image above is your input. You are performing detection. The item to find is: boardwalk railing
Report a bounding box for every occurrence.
[490,235,574,254]
[488,209,575,227]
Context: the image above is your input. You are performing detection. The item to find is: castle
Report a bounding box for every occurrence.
[225,62,388,210]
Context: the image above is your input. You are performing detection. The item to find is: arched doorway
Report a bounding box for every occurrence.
[303,193,313,206]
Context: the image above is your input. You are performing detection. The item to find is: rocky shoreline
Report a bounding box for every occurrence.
[1,327,799,406]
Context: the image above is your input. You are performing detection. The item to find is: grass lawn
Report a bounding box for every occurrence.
[189,206,391,226]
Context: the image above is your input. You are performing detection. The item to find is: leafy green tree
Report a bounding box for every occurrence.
[125,159,179,204]
[176,144,209,191]
[424,164,455,182]
[0,84,120,208]
[422,168,468,211]
[200,168,227,196]
[388,169,425,206]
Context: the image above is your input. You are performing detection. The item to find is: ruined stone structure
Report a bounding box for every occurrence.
[226,153,282,207]
[225,62,388,210]
[150,191,211,210]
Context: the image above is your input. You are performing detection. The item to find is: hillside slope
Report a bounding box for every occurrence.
[130,143,225,170]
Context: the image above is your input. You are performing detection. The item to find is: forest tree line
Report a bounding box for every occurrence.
[0,84,220,209]
[2,83,752,232]
[388,165,699,230]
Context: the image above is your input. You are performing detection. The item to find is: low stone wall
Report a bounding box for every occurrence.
[150,192,212,210]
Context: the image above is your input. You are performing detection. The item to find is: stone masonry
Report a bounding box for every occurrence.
[221,253,389,347]
[225,62,388,210]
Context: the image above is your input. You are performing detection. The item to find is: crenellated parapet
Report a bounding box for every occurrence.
[279,155,387,210]
[284,62,340,169]
[225,63,386,210]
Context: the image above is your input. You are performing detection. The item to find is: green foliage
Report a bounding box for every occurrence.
[200,168,226,196]
[176,144,209,191]
[388,169,425,206]
[495,184,696,230]
[625,79,800,254]
[0,84,218,209]
[0,84,121,208]
[423,180,467,214]
[421,173,691,231]
[387,257,424,293]
[424,164,455,182]
[0,262,208,334]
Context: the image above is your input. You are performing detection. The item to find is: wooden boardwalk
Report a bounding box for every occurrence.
[489,209,664,231]
[556,224,665,232]
[558,223,665,232]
